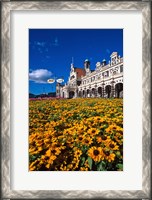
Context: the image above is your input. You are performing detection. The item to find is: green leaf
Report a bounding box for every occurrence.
[29,154,38,162]
[81,157,86,166]
[116,163,123,170]
[97,161,106,171]
[81,145,89,152]
[87,156,93,170]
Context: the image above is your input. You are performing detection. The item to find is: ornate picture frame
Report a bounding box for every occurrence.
[1,0,151,199]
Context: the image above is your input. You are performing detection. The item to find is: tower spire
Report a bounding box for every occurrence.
[72,57,74,64]
[71,57,74,68]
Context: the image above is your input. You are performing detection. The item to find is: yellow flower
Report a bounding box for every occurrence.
[29,165,36,171]
[108,141,119,151]
[45,155,57,169]
[88,146,104,162]
[106,153,115,162]
[105,124,118,134]
[80,167,89,171]
[74,149,82,158]
[29,159,39,171]
[81,137,93,146]
[72,158,80,170]
[38,146,43,151]
[75,135,84,143]
[96,136,102,143]
[45,146,61,157]
[87,128,99,135]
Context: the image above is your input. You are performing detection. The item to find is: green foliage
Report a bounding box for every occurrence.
[116,163,123,170]
[97,161,106,171]
[80,157,86,166]
[29,154,39,162]
[88,156,93,170]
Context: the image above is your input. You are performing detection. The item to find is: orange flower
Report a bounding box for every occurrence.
[88,146,104,162]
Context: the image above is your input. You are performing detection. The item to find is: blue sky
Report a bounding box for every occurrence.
[29,29,123,95]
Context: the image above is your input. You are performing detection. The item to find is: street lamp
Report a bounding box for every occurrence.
[47,78,55,84]
[47,77,64,98]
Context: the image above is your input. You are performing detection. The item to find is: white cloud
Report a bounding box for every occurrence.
[34,41,46,47]
[29,69,53,84]
[50,37,59,47]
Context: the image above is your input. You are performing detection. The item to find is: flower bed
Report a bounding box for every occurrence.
[29,98,123,171]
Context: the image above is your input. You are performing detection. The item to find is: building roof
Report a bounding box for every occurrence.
[74,68,86,78]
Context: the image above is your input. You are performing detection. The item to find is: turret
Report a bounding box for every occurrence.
[110,52,118,65]
[56,83,61,97]
[84,59,90,73]
[101,59,106,66]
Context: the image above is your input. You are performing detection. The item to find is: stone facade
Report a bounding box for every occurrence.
[57,52,123,98]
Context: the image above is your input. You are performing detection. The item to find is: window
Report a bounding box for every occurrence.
[111,57,116,65]
[77,81,81,86]
[120,65,123,73]
[70,75,75,80]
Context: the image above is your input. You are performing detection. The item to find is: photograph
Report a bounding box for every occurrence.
[29,29,123,171]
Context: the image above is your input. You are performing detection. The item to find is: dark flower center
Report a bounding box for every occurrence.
[110,144,114,148]
[93,150,100,156]
[101,136,107,140]
[51,150,56,154]
[99,131,103,135]
[67,156,73,163]
[92,130,95,133]
[104,150,110,156]
[76,152,80,155]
